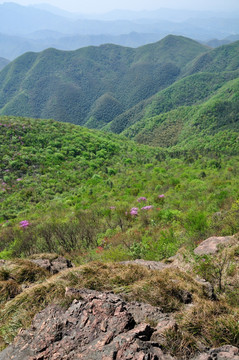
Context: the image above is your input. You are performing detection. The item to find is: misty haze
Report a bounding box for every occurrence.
[0,0,238,60]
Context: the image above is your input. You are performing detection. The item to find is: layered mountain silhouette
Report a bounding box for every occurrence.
[0,3,239,60]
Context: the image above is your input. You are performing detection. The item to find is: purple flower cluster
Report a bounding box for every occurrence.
[1,181,7,192]
[130,207,138,216]
[141,205,153,210]
[158,194,165,198]
[19,220,29,228]
[110,206,116,210]
[137,197,147,202]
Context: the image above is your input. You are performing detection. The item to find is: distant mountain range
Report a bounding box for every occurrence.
[0,3,239,60]
[0,35,238,152]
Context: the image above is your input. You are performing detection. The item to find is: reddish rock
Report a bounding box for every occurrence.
[194,236,235,256]
[0,289,237,360]
[194,345,239,359]
[0,289,174,360]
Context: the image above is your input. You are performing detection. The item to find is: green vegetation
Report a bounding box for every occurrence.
[0,37,239,151]
[1,115,239,261]
[0,37,239,358]
[106,70,239,134]
[0,36,207,125]
[122,77,239,152]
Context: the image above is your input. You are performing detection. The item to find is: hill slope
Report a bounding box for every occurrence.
[0,36,208,125]
[105,70,239,134]
[104,41,239,147]
[122,77,239,152]
[1,115,239,257]
[0,57,9,71]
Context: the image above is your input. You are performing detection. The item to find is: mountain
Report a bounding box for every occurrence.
[0,36,238,154]
[0,35,208,125]
[105,70,239,134]
[182,41,239,76]
[122,77,239,153]
[185,17,239,39]
[103,41,239,149]
[0,31,165,61]
[98,8,239,21]
[0,57,9,70]
[31,3,82,19]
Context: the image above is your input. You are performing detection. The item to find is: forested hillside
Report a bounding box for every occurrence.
[0,36,207,125]
[105,41,239,148]
[0,37,239,152]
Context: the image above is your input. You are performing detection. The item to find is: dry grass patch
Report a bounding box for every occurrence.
[163,299,239,358]
[0,280,21,303]
[29,253,59,261]
[0,259,50,284]
[62,262,204,311]
[0,261,237,355]
[0,280,66,347]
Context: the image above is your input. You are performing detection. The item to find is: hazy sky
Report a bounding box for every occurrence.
[1,0,239,13]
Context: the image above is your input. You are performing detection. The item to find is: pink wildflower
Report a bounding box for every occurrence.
[130,207,138,216]
[137,197,147,202]
[141,205,153,210]
[19,220,30,228]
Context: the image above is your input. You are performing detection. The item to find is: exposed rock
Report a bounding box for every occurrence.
[120,259,170,270]
[0,288,238,359]
[0,289,175,360]
[194,236,235,256]
[0,260,6,267]
[194,345,239,359]
[151,318,178,347]
[30,256,73,274]
[195,277,217,300]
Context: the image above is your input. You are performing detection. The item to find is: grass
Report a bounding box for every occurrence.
[0,250,238,356]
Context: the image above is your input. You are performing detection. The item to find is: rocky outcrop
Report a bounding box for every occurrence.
[120,259,170,271]
[194,277,217,300]
[193,345,239,359]
[0,289,175,360]
[193,236,235,255]
[1,288,238,359]
[30,256,73,274]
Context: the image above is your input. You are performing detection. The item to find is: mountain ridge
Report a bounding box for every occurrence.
[0,35,208,126]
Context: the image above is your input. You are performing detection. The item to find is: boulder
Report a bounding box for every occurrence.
[30,256,73,274]
[194,236,235,256]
